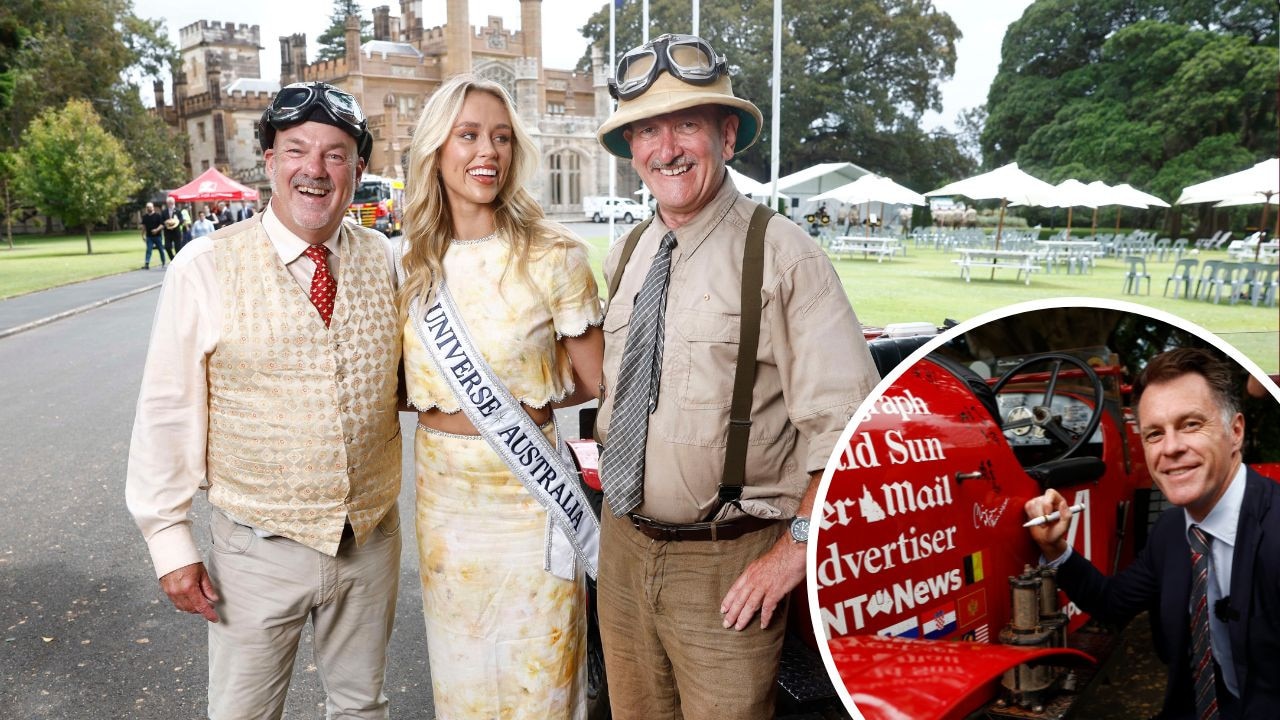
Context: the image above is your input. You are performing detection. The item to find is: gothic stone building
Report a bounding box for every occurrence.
[156,0,629,215]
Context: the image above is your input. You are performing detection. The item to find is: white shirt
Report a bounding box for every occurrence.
[1185,462,1245,696]
[124,208,397,578]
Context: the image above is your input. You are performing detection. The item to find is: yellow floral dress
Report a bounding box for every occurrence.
[403,230,602,720]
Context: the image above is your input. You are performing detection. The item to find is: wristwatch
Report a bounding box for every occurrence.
[788,515,810,544]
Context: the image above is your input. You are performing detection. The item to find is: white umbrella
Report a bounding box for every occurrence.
[1103,183,1171,234]
[1045,179,1098,235]
[1177,158,1278,205]
[812,174,926,239]
[811,174,926,206]
[926,162,1058,249]
[1177,158,1278,244]
[1110,183,1171,209]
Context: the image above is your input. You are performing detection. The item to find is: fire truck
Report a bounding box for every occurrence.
[348,173,404,236]
[567,302,1280,720]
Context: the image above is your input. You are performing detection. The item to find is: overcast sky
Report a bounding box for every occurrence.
[130,0,1034,132]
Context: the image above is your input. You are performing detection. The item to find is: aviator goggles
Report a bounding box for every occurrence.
[608,34,728,101]
[258,82,372,161]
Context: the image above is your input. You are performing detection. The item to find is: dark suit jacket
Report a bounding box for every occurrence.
[1057,468,1280,719]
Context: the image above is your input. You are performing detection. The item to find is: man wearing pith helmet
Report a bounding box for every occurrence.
[126,81,403,718]
[593,33,879,718]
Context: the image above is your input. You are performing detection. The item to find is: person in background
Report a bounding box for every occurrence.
[140,201,164,270]
[592,33,879,719]
[126,81,404,718]
[1025,347,1280,719]
[179,204,194,251]
[159,197,183,261]
[398,73,604,719]
[189,208,215,241]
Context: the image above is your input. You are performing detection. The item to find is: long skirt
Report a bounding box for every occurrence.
[414,423,587,720]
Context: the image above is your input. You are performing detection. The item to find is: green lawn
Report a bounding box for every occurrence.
[578,231,1280,373]
[0,230,147,298]
[3,226,1275,373]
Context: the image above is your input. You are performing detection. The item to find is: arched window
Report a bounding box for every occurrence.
[475,62,516,101]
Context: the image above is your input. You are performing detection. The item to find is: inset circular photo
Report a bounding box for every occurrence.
[809,299,1280,720]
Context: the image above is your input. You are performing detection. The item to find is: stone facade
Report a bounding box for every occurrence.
[157,1,634,214]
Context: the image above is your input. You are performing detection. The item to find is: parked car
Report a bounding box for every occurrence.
[583,196,652,224]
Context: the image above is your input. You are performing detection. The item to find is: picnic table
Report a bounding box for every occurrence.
[953,248,1041,285]
[829,235,902,262]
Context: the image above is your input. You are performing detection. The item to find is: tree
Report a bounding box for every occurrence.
[316,0,373,63]
[96,84,187,204]
[577,0,964,190]
[0,0,177,146]
[13,100,140,253]
[981,0,1277,233]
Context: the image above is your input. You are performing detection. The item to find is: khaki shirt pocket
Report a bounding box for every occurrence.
[673,309,740,410]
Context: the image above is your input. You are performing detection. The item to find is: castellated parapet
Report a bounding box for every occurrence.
[179,21,262,50]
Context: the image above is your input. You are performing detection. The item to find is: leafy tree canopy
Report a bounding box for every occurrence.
[982,0,1275,218]
[0,0,177,147]
[0,0,179,207]
[13,99,140,252]
[578,0,972,193]
[316,0,373,63]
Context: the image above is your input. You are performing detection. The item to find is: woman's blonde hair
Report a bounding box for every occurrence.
[399,74,585,317]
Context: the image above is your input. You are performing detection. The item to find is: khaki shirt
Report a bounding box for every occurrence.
[598,173,879,524]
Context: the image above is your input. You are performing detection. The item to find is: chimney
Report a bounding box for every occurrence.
[345,15,362,67]
[373,6,391,41]
[153,79,166,109]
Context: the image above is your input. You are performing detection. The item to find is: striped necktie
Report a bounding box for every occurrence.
[601,231,677,517]
[1188,524,1219,720]
[305,244,337,327]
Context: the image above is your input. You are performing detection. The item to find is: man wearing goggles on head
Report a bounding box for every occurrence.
[127,80,404,719]
[593,34,879,719]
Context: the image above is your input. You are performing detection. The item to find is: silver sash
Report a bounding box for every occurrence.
[410,281,599,580]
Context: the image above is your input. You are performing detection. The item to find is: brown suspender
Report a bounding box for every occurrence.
[603,204,775,521]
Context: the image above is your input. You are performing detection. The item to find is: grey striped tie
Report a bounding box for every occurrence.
[602,231,678,517]
[1188,525,1219,720]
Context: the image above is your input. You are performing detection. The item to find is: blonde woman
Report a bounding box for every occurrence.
[399,74,603,718]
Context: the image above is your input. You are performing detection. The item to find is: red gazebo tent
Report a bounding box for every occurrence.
[167,167,260,202]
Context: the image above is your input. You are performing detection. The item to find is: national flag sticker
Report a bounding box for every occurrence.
[963,550,985,585]
[876,616,920,639]
[920,602,957,639]
[957,587,988,629]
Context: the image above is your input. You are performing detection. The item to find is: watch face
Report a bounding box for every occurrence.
[790,516,811,543]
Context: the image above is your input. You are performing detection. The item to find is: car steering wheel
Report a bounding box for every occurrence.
[990,352,1105,462]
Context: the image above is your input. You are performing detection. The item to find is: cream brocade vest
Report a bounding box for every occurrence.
[207,220,402,556]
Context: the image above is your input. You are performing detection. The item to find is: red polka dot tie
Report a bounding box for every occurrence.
[305,244,336,327]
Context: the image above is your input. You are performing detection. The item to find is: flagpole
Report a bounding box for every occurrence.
[768,0,781,216]
[638,1,649,213]
[608,0,616,245]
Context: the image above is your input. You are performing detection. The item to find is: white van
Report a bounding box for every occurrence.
[583,196,652,223]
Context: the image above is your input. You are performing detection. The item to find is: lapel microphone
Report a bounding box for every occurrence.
[1215,596,1239,622]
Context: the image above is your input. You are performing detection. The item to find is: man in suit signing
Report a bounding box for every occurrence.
[1025,347,1279,719]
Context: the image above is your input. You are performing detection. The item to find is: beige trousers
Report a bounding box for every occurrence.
[596,507,786,720]
[205,506,401,720]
